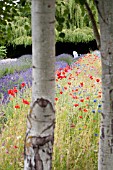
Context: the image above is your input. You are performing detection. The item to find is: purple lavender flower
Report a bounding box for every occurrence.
[55,61,68,70]
[0,68,32,104]
[0,54,74,103]
[56,53,73,65]
[0,57,32,78]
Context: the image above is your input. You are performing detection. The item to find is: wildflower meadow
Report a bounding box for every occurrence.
[0,53,102,170]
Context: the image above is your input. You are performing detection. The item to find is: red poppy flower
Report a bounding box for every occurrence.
[76,96,79,99]
[97,95,101,98]
[21,82,26,88]
[96,79,100,82]
[83,109,88,112]
[15,104,20,109]
[13,87,18,93]
[57,71,61,76]
[80,99,84,102]
[60,91,63,94]
[79,108,82,111]
[64,86,67,90]
[14,145,18,149]
[74,103,79,107]
[72,96,78,99]
[8,89,15,97]
[62,71,65,75]
[68,82,71,85]
[55,97,58,101]
[80,82,84,87]
[8,89,12,95]
[89,75,93,80]
[22,99,30,105]
[79,116,83,119]
[70,123,75,128]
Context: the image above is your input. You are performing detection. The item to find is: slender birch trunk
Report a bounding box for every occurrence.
[96,0,113,169]
[24,0,55,169]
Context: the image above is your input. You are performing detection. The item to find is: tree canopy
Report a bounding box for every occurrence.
[0,0,99,46]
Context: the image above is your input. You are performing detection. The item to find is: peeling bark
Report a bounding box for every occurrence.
[24,0,55,169]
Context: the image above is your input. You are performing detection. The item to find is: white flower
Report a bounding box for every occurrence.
[17,136,21,140]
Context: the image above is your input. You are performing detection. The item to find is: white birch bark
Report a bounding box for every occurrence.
[96,0,113,169]
[24,0,55,169]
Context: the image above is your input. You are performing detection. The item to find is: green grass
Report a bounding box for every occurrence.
[0,53,102,170]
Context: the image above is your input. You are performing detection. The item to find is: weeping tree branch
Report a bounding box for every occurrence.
[84,0,101,49]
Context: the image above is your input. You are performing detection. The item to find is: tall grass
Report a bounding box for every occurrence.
[0,53,102,170]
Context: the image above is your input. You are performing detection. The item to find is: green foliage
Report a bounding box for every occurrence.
[0,0,98,45]
[55,0,98,43]
[57,27,94,43]
[5,15,31,46]
[75,0,86,5]
[0,0,31,45]
[0,1,19,44]
[0,46,7,59]
[56,0,94,31]
[59,32,65,38]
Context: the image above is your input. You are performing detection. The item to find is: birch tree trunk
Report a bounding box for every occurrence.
[96,0,113,169]
[24,0,55,169]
